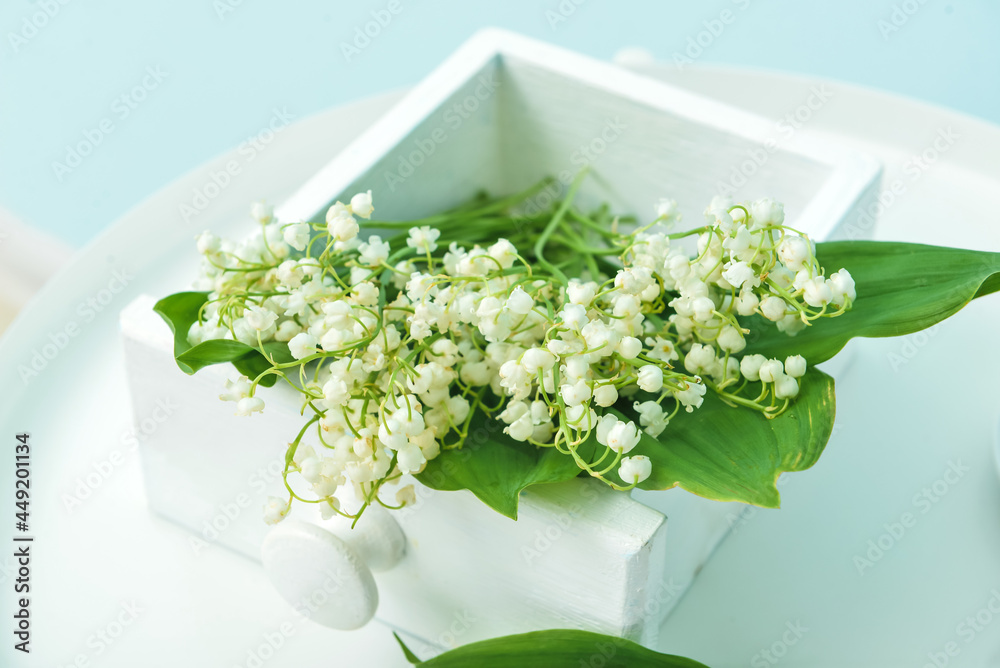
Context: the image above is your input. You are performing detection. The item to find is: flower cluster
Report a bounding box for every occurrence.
[185,180,855,525]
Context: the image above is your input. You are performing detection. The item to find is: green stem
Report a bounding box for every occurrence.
[534,170,588,284]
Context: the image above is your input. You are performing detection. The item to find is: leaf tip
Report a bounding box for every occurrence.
[393,632,422,664]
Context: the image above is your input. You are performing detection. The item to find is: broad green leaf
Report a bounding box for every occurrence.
[417,372,834,514]
[177,339,257,372]
[394,629,710,667]
[153,291,210,373]
[177,339,292,388]
[635,369,836,508]
[744,241,1000,364]
[156,291,291,388]
[415,408,597,519]
[232,352,275,384]
[260,341,295,365]
[232,342,294,388]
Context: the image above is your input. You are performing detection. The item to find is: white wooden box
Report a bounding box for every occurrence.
[120,29,881,652]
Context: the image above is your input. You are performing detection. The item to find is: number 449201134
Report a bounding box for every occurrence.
[15,433,29,531]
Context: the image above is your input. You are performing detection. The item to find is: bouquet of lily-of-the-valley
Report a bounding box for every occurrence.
[155,172,1000,665]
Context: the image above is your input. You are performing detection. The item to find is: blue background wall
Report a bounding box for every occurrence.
[1,0,995,246]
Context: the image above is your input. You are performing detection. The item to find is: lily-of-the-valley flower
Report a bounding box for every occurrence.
[263,496,290,524]
[619,455,652,485]
[189,188,855,524]
[282,222,310,251]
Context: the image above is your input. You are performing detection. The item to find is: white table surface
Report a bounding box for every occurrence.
[1,65,999,667]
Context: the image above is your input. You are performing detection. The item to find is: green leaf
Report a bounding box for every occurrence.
[635,369,836,508]
[261,341,295,365]
[176,340,291,388]
[415,408,596,519]
[153,291,210,373]
[416,371,834,514]
[394,633,422,665]
[397,629,710,667]
[744,241,1000,364]
[177,339,257,372]
[232,352,275,384]
[155,291,291,387]
[232,342,294,388]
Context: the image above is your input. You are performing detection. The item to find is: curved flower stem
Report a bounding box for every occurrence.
[534,169,588,285]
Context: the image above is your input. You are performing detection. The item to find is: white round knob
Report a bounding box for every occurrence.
[261,507,406,630]
[262,521,376,630]
[318,504,406,572]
